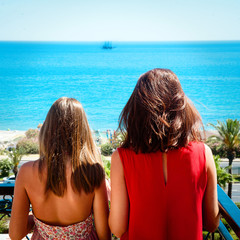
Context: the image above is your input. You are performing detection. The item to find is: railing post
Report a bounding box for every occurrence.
[217,185,240,238]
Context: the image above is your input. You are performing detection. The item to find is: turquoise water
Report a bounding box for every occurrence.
[0,41,240,131]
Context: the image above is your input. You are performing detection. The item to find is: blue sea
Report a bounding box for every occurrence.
[0,41,240,131]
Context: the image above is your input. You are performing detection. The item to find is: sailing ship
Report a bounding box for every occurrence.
[102,41,113,49]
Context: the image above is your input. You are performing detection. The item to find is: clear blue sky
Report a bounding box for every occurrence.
[0,0,240,41]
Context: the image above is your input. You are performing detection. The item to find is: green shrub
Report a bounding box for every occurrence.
[235,202,240,209]
[16,128,39,154]
[0,149,7,155]
[17,138,39,154]
[234,175,240,182]
[221,218,231,231]
[214,155,233,188]
[207,142,226,157]
[103,159,111,178]
[0,215,9,233]
[0,158,13,177]
[207,138,240,158]
[101,143,113,156]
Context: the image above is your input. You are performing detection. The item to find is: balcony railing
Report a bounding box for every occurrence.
[213,185,240,239]
[0,183,240,239]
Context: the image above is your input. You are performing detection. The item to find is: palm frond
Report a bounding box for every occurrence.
[207,119,240,151]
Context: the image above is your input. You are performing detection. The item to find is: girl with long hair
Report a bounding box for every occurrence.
[109,69,220,239]
[10,97,111,240]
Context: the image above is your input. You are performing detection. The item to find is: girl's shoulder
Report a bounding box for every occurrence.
[19,159,40,174]
[17,159,42,187]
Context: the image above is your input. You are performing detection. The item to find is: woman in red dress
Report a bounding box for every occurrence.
[109,69,220,240]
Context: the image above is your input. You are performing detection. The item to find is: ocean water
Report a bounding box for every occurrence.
[0,41,240,131]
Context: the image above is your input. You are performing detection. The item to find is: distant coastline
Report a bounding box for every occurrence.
[0,129,113,150]
[0,129,219,151]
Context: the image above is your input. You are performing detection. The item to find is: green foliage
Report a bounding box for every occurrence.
[208,119,240,159]
[8,148,24,177]
[112,235,119,240]
[16,128,39,154]
[100,131,125,157]
[207,119,240,198]
[220,219,239,240]
[101,142,113,156]
[208,140,240,158]
[103,159,111,178]
[0,149,7,155]
[214,155,233,188]
[203,231,238,240]
[0,215,9,233]
[207,142,226,157]
[0,158,13,177]
[235,175,240,182]
[17,138,39,154]
[8,148,23,166]
[202,231,223,239]
[221,218,231,232]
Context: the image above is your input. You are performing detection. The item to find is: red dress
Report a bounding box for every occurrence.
[118,141,207,240]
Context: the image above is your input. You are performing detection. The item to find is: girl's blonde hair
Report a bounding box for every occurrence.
[39,97,104,196]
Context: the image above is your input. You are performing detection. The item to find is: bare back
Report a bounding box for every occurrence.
[22,160,95,226]
[10,159,110,240]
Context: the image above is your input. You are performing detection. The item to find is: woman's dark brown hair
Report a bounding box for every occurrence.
[119,68,203,153]
[39,97,104,197]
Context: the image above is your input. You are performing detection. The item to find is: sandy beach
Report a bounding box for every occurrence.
[0,130,26,150]
[0,128,236,164]
[0,129,218,151]
[0,130,25,142]
[0,129,111,164]
[0,129,111,148]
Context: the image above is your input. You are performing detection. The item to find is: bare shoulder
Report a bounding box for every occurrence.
[19,159,39,172]
[110,150,125,184]
[204,144,214,169]
[204,143,212,155]
[111,150,124,177]
[111,150,121,167]
[17,160,40,182]
[111,149,120,159]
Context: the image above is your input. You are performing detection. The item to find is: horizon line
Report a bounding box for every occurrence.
[1,40,240,43]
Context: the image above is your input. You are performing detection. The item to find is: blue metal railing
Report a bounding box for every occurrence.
[0,183,240,239]
[0,183,30,239]
[217,184,240,239]
[205,185,240,239]
[218,220,234,240]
